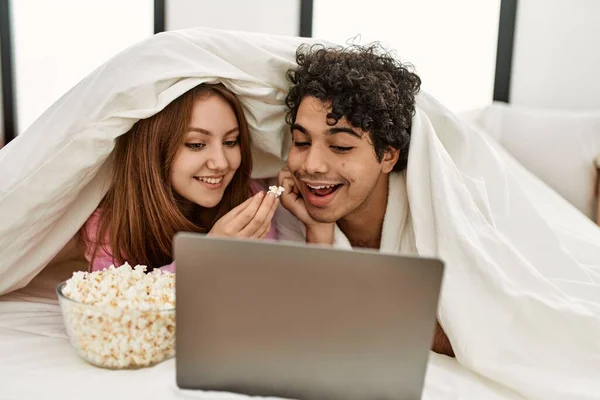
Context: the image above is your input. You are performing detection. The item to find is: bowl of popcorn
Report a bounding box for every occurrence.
[56,263,175,369]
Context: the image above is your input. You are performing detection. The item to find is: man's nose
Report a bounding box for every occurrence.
[303,145,329,175]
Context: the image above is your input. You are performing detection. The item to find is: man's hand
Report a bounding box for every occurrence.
[278,167,334,245]
[432,319,455,357]
[208,191,279,239]
[278,167,315,226]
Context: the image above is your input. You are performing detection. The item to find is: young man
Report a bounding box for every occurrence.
[276,43,454,357]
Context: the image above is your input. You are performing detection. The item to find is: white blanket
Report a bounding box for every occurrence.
[0,27,599,400]
[408,97,600,399]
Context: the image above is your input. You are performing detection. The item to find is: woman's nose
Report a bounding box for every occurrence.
[206,147,229,171]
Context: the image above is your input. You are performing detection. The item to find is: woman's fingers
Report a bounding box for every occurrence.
[239,191,277,237]
[224,192,264,233]
[224,191,262,220]
[254,195,280,239]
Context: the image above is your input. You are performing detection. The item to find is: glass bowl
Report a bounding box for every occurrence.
[56,281,175,369]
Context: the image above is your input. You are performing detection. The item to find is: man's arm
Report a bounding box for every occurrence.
[432,320,455,357]
[305,224,334,245]
[595,155,600,226]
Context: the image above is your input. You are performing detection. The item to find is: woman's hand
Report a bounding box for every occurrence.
[208,191,279,239]
[278,167,334,245]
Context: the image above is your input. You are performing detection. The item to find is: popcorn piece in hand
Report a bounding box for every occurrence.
[267,185,285,198]
[59,263,175,369]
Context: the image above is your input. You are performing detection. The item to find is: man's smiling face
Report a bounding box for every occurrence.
[287,96,396,223]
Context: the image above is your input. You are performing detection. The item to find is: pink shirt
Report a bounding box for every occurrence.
[83,180,277,273]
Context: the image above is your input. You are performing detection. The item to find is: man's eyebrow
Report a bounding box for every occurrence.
[291,123,307,134]
[292,124,361,138]
[327,127,362,138]
[188,127,239,135]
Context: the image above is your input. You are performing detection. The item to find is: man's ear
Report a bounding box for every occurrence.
[381,147,400,173]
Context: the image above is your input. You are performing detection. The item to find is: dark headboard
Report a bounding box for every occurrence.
[493,0,518,103]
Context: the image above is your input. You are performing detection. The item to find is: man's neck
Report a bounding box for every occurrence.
[337,174,389,249]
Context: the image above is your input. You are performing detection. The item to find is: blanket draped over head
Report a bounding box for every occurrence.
[0,27,598,400]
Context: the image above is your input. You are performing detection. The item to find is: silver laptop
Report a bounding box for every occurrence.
[174,233,444,400]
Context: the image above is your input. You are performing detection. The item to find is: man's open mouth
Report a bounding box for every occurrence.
[305,183,342,197]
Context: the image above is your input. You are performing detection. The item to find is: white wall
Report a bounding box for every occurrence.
[9,0,300,136]
[166,0,300,36]
[510,0,600,110]
[312,0,501,114]
[11,0,154,134]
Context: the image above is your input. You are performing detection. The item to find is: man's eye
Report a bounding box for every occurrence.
[224,140,239,147]
[185,143,205,151]
[293,141,310,148]
[331,146,353,153]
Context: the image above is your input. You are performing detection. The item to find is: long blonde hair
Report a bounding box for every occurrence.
[81,83,253,270]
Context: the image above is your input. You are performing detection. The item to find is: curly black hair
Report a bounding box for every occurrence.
[285,43,421,171]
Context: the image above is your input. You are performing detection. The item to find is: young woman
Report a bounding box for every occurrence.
[80,83,279,272]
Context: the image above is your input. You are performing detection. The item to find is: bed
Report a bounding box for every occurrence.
[1,117,597,400]
[1,27,599,400]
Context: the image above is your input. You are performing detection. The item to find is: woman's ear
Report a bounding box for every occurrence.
[381,147,400,173]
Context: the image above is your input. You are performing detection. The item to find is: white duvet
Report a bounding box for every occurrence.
[0,27,599,400]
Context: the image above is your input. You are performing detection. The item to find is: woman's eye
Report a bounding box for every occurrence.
[185,143,205,151]
[293,141,310,148]
[331,146,353,153]
[224,140,239,147]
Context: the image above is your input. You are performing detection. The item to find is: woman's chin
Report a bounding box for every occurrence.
[178,182,229,209]
[194,198,222,209]
[177,192,222,209]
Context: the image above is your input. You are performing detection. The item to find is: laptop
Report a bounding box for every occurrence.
[174,232,444,400]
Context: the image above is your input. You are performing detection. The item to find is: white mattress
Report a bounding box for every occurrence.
[0,290,522,400]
